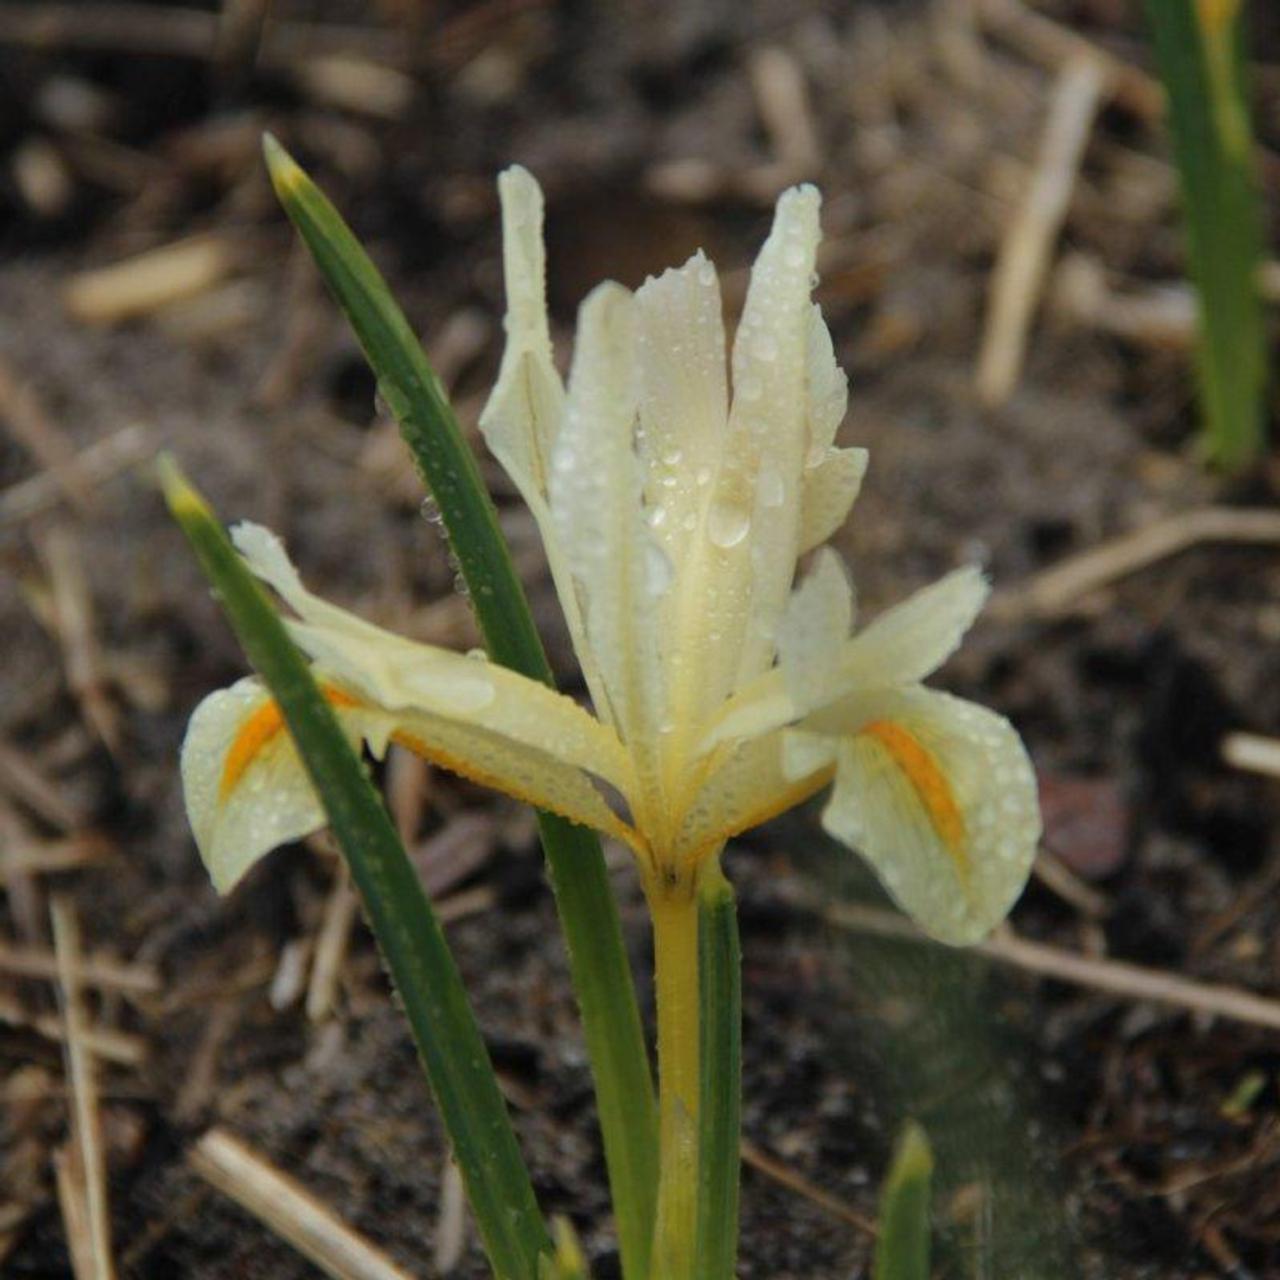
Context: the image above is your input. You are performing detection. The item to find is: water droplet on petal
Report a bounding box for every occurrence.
[707,498,751,549]
[752,333,778,362]
[644,540,674,595]
[758,466,785,508]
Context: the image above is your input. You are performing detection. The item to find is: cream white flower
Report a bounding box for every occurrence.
[182,168,1039,944]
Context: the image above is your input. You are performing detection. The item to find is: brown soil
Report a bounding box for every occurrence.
[2,2,1280,1277]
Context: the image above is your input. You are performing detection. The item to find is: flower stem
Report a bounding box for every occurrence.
[647,869,702,1280]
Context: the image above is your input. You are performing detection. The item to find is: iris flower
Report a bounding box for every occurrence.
[183,167,1039,948]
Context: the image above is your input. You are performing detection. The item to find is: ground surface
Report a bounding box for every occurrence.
[2,1,1280,1276]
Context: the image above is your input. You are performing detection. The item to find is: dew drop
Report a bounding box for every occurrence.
[752,332,778,362]
[648,505,669,530]
[757,466,784,508]
[644,540,674,595]
[662,446,683,466]
[694,466,712,487]
[707,499,751,549]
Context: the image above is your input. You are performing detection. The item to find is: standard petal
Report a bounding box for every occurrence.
[474,169,612,722]
[728,184,824,688]
[798,446,868,554]
[634,250,729,559]
[803,686,1040,944]
[776,548,854,714]
[478,165,563,498]
[183,667,640,894]
[551,283,671,813]
[839,565,989,687]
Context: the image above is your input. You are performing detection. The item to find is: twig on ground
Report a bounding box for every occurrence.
[51,895,116,1279]
[0,942,159,995]
[0,737,85,832]
[974,0,1163,119]
[38,527,120,752]
[825,901,1280,1032]
[1032,847,1110,919]
[1222,731,1280,781]
[740,1138,876,1237]
[1,831,116,879]
[189,1128,417,1280]
[64,236,237,325]
[991,507,1280,621]
[432,1157,467,1274]
[306,866,360,1023]
[0,994,146,1066]
[0,356,93,511]
[0,425,153,526]
[975,54,1106,406]
[748,45,822,179]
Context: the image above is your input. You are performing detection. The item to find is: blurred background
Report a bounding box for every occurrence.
[2,1,1280,1275]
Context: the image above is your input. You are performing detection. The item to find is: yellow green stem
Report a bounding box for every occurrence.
[647,869,702,1280]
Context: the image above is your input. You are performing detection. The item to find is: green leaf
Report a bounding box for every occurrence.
[1144,0,1267,470]
[538,1218,593,1280]
[161,459,550,1280]
[873,1121,934,1280]
[261,136,658,1280]
[695,859,741,1280]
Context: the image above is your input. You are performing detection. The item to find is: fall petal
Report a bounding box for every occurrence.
[801,686,1040,944]
[183,672,638,894]
[798,446,868,555]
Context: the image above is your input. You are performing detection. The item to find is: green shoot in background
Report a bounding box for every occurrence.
[873,1122,934,1280]
[1145,0,1268,470]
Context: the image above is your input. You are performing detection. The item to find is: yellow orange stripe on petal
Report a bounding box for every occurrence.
[219,684,359,800]
[860,719,969,881]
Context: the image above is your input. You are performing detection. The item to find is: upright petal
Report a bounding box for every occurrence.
[775,548,854,714]
[634,251,729,562]
[477,167,611,722]
[660,187,824,739]
[550,284,672,827]
[838,565,989,687]
[796,686,1040,944]
[479,165,563,498]
[727,184,824,688]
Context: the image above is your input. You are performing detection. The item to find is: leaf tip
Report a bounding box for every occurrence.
[156,452,212,524]
[261,132,307,202]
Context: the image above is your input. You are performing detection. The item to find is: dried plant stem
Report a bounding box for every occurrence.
[51,895,116,1280]
[827,902,1280,1032]
[975,54,1106,406]
[189,1128,416,1280]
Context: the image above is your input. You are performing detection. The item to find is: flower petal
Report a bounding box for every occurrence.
[231,522,635,794]
[675,729,832,863]
[776,548,854,713]
[478,165,563,498]
[476,167,612,723]
[799,686,1040,944]
[184,668,639,895]
[550,283,672,817]
[634,249,729,550]
[839,565,989,687]
[799,446,868,555]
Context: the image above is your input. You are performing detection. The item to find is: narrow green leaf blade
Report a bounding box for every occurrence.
[873,1121,934,1280]
[262,136,658,1279]
[161,459,551,1280]
[695,860,741,1280]
[1144,0,1267,470]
